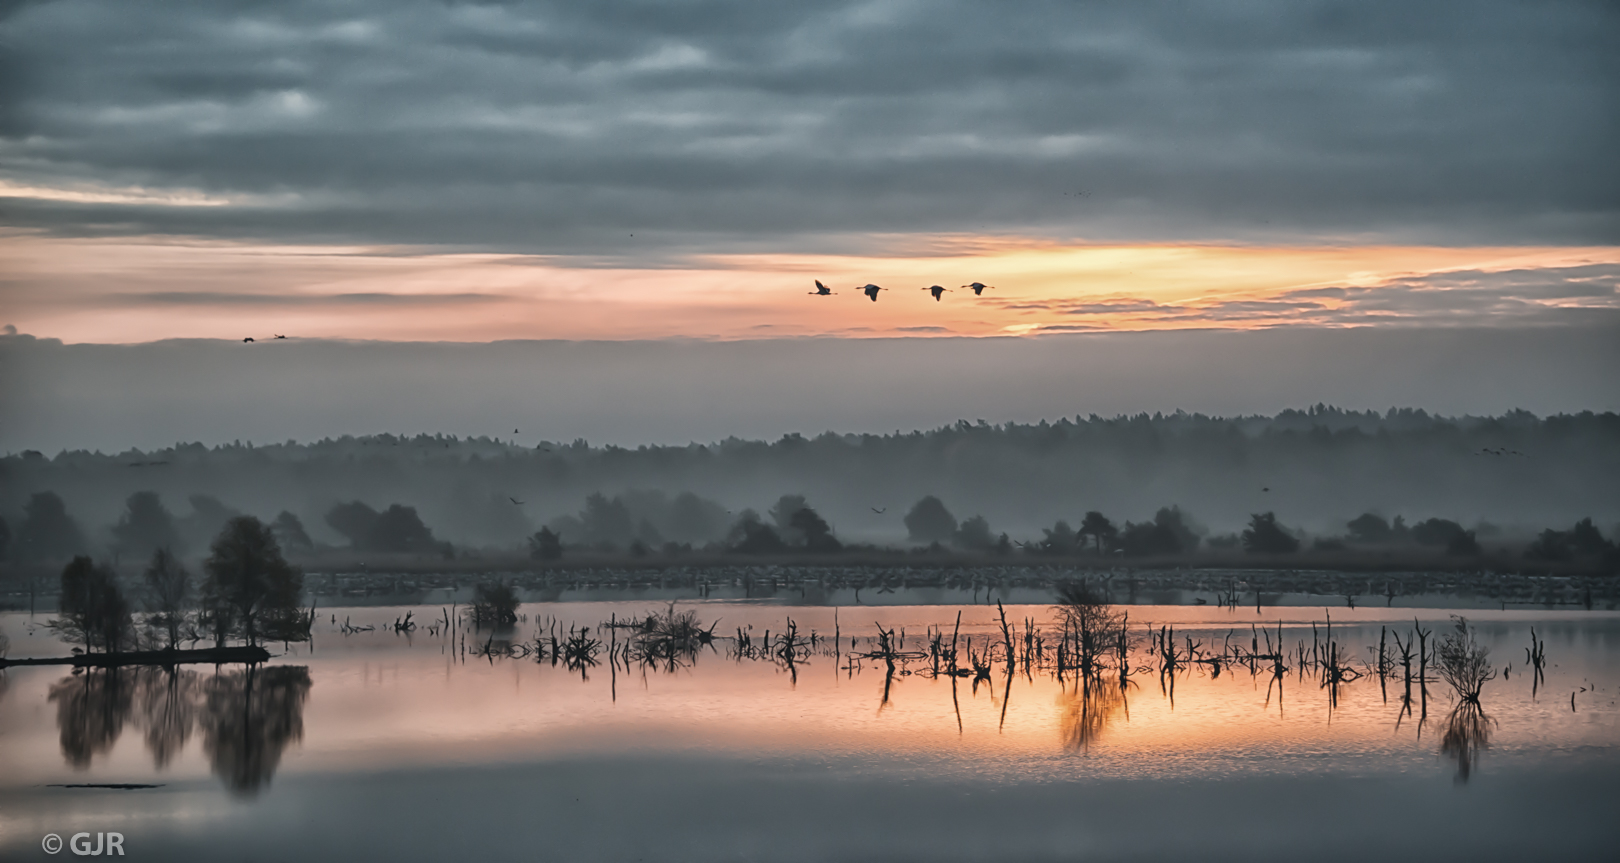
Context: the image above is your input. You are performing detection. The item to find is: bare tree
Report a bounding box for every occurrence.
[142,548,192,649]
[1436,616,1496,704]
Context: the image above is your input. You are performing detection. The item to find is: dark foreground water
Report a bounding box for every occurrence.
[3,602,1618,861]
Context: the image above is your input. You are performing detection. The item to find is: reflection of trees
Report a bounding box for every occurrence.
[200,666,313,796]
[1059,677,1128,753]
[138,668,201,768]
[1439,702,1494,783]
[50,669,136,768]
[48,665,311,794]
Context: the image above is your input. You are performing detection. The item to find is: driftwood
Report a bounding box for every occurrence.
[0,645,272,669]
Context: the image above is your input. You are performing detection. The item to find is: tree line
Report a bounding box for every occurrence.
[4,405,1616,550]
[3,487,1616,575]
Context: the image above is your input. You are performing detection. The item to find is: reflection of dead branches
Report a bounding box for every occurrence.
[1060,676,1130,753]
[1440,701,1495,783]
[1525,627,1548,697]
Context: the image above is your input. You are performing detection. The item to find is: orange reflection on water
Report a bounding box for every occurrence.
[2,606,1618,794]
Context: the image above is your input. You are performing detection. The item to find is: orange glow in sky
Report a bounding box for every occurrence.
[3,231,1616,343]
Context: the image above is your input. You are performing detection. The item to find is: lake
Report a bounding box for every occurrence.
[2,598,1618,861]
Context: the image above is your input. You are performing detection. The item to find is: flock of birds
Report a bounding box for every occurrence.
[812,280,996,302]
[240,280,1000,342]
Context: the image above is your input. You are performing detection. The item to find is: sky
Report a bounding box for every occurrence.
[0,0,1617,446]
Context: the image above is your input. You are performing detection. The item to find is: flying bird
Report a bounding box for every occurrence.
[962,282,995,296]
[1262,487,1270,492]
[859,284,884,302]
[273,334,287,339]
[242,337,255,343]
[925,285,949,301]
[810,280,835,296]
[871,507,886,514]
[509,497,525,505]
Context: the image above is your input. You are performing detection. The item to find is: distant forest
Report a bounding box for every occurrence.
[1,406,1617,573]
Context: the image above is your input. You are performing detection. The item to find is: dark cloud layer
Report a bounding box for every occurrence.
[2,0,1616,256]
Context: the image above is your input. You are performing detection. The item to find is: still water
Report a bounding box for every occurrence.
[2,601,1618,861]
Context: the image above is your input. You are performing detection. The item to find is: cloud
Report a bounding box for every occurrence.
[117,291,508,307]
[895,325,949,333]
[985,263,1620,329]
[1,0,1615,256]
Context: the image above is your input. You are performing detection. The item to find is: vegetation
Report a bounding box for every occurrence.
[528,526,563,560]
[48,556,135,653]
[1436,616,1495,704]
[325,501,447,555]
[201,516,308,647]
[141,548,192,649]
[112,491,182,560]
[14,491,85,563]
[470,581,520,626]
[1242,512,1300,554]
[904,496,957,544]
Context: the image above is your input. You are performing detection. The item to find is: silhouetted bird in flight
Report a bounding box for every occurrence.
[810,280,834,296]
[962,282,995,296]
[859,284,884,302]
[514,428,520,434]
[509,497,525,505]
[273,334,287,339]
[925,285,949,301]
[242,337,255,343]
[871,507,886,514]
[1262,487,1270,492]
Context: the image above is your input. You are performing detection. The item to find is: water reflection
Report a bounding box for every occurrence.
[48,665,311,795]
[1440,702,1495,783]
[1059,678,1129,752]
[140,669,199,768]
[200,667,313,796]
[49,669,133,769]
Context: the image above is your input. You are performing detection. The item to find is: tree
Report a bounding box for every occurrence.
[270,512,314,554]
[1153,506,1201,553]
[1524,528,1572,562]
[49,556,135,654]
[528,526,563,560]
[112,491,181,560]
[1411,518,1468,548]
[768,494,811,545]
[15,491,86,562]
[143,548,192,649]
[667,492,729,545]
[789,505,842,553]
[579,493,635,547]
[324,501,379,548]
[727,511,786,554]
[202,517,306,647]
[325,501,442,554]
[1241,512,1299,554]
[369,504,441,554]
[1039,520,1078,555]
[954,515,995,551]
[1436,616,1495,704]
[181,495,239,552]
[1346,513,1393,544]
[1077,511,1118,556]
[470,581,520,626]
[0,515,9,561]
[904,496,957,544]
[1568,518,1614,557]
[1446,530,1481,557]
